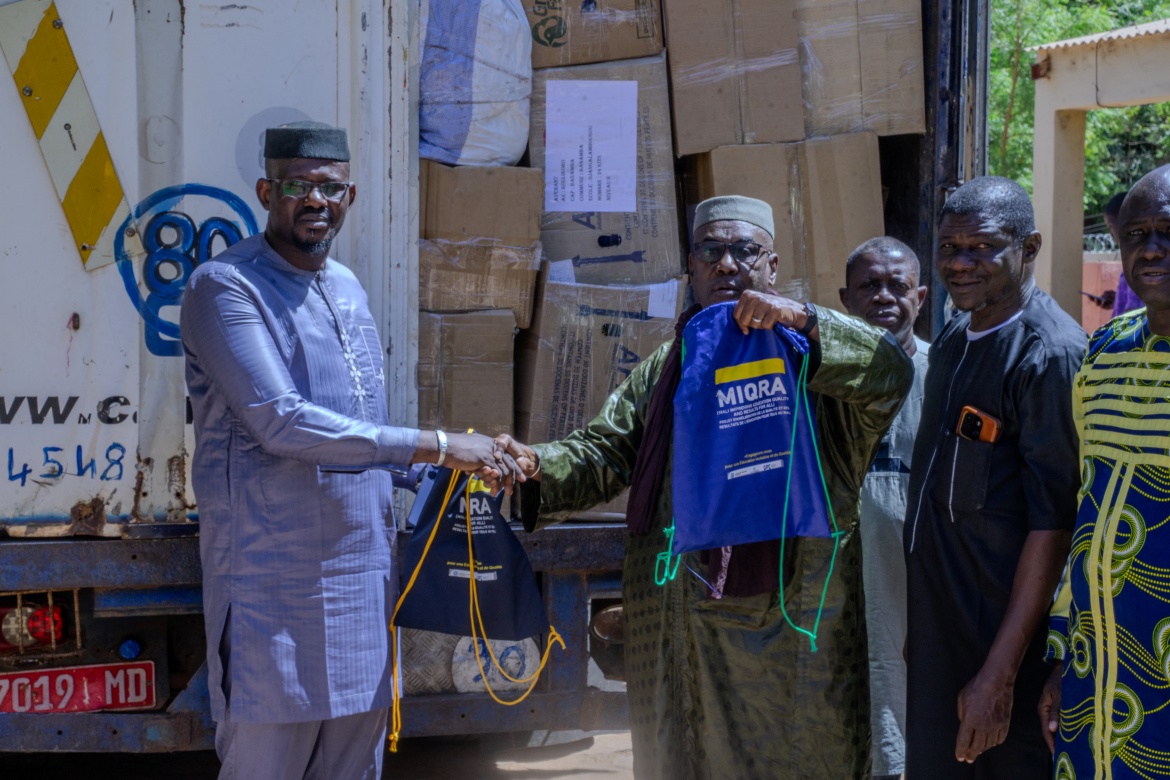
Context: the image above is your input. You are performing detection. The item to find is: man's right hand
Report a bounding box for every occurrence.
[413,431,523,495]
[1037,660,1063,753]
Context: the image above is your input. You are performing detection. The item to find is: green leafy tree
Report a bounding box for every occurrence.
[989,0,1170,222]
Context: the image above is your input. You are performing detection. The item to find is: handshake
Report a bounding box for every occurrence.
[425,431,540,496]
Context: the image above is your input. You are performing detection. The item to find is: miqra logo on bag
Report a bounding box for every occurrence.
[446,477,505,582]
[715,358,788,408]
[712,358,794,479]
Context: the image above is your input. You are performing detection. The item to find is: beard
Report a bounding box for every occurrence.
[292,219,337,257]
[293,235,332,256]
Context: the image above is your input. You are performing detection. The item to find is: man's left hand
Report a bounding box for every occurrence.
[954,669,1014,763]
[732,291,809,336]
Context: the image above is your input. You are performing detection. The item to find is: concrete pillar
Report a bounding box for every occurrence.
[1032,96,1086,319]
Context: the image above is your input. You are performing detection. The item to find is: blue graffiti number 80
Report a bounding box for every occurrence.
[142,212,243,301]
[116,184,258,357]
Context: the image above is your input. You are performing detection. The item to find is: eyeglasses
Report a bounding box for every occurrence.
[693,240,767,268]
[267,178,351,201]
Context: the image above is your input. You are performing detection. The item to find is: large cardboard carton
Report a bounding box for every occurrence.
[683,132,884,308]
[419,310,517,438]
[418,161,544,329]
[797,0,924,137]
[419,239,542,330]
[516,274,684,517]
[517,275,683,442]
[524,0,663,69]
[530,53,683,285]
[662,0,804,156]
[857,0,926,136]
[420,160,543,247]
[800,132,884,305]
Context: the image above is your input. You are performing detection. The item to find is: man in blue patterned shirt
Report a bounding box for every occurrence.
[181,121,512,779]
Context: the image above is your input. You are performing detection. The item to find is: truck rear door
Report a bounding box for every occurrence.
[0,0,416,536]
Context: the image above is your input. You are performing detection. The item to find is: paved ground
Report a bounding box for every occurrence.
[387,731,634,778]
[0,730,634,778]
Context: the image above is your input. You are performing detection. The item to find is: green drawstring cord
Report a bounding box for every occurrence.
[656,523,682,585]
[778,350,842,652]
[656,333,685,587]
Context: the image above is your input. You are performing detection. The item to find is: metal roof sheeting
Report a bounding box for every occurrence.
[1030,18,1170,53]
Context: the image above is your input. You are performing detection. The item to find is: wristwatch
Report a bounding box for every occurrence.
[798,302,818,336]
[434,430,448,467]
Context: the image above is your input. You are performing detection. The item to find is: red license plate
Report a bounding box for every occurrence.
[0,661,155,713]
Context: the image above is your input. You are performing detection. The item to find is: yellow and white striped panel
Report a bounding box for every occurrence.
[0,0,140,271]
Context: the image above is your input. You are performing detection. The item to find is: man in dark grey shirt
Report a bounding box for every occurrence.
[903,177,1086,778]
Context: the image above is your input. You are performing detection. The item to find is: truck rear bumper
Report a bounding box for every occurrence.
[0,525,629,749]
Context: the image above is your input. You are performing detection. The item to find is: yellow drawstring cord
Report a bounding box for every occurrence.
[388,470,461,753]
[462,478,565,703]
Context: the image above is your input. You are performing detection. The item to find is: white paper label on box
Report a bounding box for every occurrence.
[544,80,638,213]
[548,259,577,284]
[646,280,679,320]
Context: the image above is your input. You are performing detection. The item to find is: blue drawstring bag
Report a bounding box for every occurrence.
[671,301,833,552]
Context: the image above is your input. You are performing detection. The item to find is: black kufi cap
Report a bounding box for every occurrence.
[264,120,350,161]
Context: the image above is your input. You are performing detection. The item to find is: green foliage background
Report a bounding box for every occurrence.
[989,0,1170,227]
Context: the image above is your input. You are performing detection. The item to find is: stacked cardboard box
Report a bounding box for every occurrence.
[522,0,664,68]
[419,310,518,438]
[661,1,906,314]
[521,49,686,510]
[662,0,805,156]
[516,275,684,442]
[516,274,685,517]
[417,161,545,436]
[660,0,923,150]
[529,53,683,286]
[796,0,925,137]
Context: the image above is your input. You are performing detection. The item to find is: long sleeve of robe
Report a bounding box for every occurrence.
[519,308,912,780]
[902,289,1085,777]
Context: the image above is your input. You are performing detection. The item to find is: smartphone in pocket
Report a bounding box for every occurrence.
[956,405,1001,443]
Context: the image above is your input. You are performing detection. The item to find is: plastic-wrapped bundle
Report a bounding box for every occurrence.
[419,0,532,166]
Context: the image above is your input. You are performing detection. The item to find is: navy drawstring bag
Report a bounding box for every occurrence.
[389,467,564,747]
[670,301,833,554]
[395,467,547,640]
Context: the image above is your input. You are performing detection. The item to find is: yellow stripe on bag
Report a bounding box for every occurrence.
[715,357,787,384]
[0,0,137,271]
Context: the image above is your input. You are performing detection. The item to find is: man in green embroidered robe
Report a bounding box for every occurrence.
[495,196,913,779]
